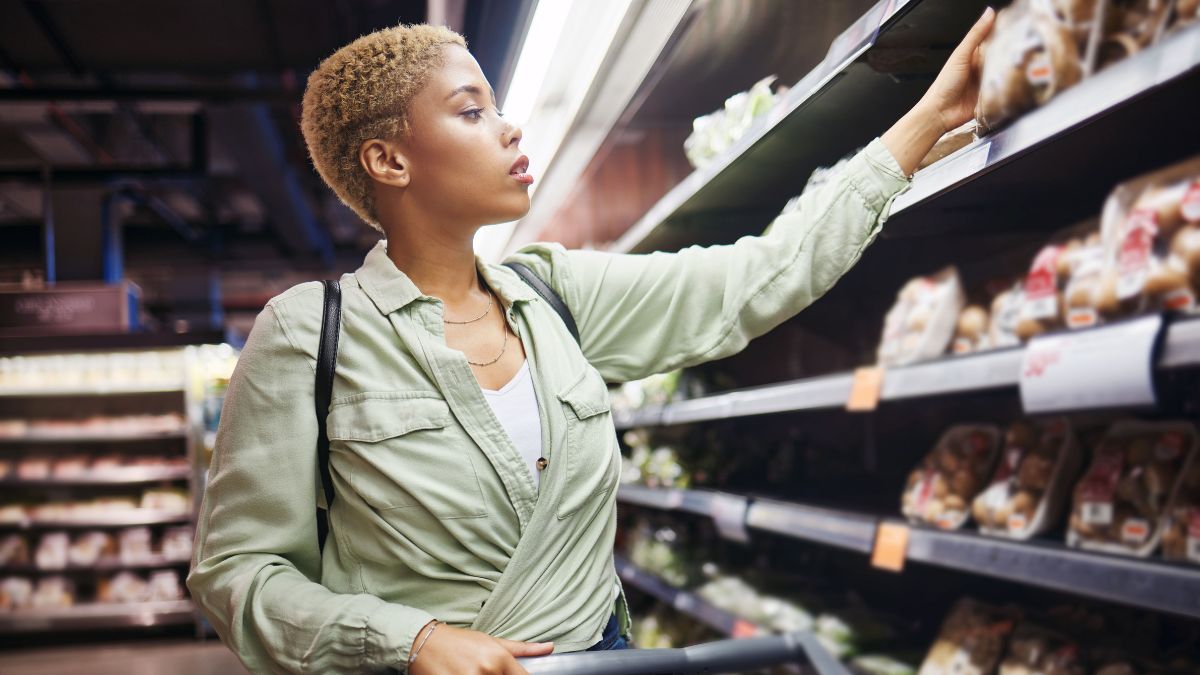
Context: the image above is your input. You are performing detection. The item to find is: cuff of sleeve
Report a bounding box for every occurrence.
[845,137,912,213]
[365,599,437,670]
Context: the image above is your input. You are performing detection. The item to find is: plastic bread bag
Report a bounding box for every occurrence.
[1067,420,1198,556]
[919,121,979,171]
[952,305,991,355]
[1061,232,1108,329]
[877,267,966,367]
[989,282,1025,349]
[1168,0,1200,30]
[1098,155,1200,320]
[917,598,1019,675]
[1016,244,1070,340]
[1099,0,1173,70]
[973,418,1082,539]
[902,425,1002,530]
[976,0,1085,132]
[1161,449,1200,564]
[997,622,1085,675]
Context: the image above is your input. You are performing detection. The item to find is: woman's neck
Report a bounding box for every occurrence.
[383,224,483,303]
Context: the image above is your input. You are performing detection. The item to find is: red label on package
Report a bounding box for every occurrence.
[1080,448,1123,525]
[1007,512,1029,532]
[1155,432,1185,461]
[914,466,937,513]
[1025,246,1062,319]
[1026,53,1053,86]
[1118,210,1158,299]
[1121,518,1151,545]
[1182,180,1200,222]
[1163,287,1197,311]
[1067,307,1099,328]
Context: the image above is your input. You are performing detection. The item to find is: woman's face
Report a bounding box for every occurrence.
[398,44,531,229]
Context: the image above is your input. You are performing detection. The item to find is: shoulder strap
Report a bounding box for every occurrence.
[503,262,580,345]
[315,280,341,553]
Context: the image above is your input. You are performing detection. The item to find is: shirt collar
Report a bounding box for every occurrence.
[355,239,537,316]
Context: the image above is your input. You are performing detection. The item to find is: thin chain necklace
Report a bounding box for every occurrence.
[443,293,492,325]
[465,290,509,367]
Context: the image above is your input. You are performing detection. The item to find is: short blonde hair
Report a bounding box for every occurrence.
[301,23,467,232]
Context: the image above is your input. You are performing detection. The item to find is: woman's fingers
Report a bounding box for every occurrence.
[496,637,555,657]
[955,6,996,65]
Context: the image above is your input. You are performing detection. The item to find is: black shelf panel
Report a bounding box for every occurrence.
[618,486,1200,619]
[612,0,991,254]
[0,330,225,355]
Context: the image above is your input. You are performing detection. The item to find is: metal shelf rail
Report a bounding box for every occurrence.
[613,554,760,638]
[613,317,1200,431]
[0,599,194,633]
[617,485,1200,620]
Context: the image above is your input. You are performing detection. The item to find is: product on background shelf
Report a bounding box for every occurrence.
[119,527,154,564]
[0,576,33,611]
[989,283,1025,349]
[1095,0,1174,70]
[877,267,965,367]
[0,458,11,480]
[903,426,1002,529]
[621,431,691,490]
[0,503,28,523]
[30,575,74,609]
[683,75,781,169]
[50,455,90,478]
[139,487,189,513]
[0,350,187,391]
[16,456,51,480]
[68,531,116,567]
[975,0,1085,132]
[1098,155,1200,320]
[973,419,1081,539]
[1016,242,1073,340]
[1169,0,1200,30]
[952,305,991,354]
[147,570,183,602]
[0,534,29,567]
[161,526,193,561]
[97,571,148,604]
[1068,420,1197,556]
[34,532,69,570]
[997,622,1085,675]
[1161,451,1200,564]
[852,655,919,675]
[917,599,1019,675]
[626,520,698,589]
[1062,232,1109,329]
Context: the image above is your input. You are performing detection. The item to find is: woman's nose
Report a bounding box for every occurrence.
[503,121,523,147]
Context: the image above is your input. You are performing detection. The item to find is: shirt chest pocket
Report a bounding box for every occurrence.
[555,367,620,520]
[328,393,487,519]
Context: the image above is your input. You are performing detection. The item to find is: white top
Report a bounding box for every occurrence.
[480,361,545,490]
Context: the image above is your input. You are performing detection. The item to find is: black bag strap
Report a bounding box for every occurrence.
[315,280,341,553]
[503,262,580,345]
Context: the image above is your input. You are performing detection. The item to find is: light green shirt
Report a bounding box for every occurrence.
[187,138,909,673]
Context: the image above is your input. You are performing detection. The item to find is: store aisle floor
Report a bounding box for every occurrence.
[0,639,248,675]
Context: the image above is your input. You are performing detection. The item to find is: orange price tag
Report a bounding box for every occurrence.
[731,619,759,638]
[871,522,909,572]
[846,366,884,412]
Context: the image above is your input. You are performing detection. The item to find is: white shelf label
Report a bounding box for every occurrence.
[1019,315,1163,414]
[710,494,750,543]
[1156,27,1200,85]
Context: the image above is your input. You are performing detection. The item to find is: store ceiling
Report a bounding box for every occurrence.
[0,0,532,325]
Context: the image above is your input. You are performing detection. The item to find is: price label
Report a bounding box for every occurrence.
[892,141,991,213]
[1081,501,1114,526]
[847,366,885,412]
[1019,314,1163,414]
[710,493,750,543]
[871,522,910,572]
[731,619,760,638]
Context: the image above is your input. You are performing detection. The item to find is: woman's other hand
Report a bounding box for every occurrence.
[409,622,554,675]
[882,6,996,177]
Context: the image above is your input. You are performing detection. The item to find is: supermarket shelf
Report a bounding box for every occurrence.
[901,523,1200,620]
[611,0,992,254]
[0,511,191,530]
[617,484,729,519]
[0,384,186,398]
[0,466,191,486]
[613,554,761,637]
[0,330,225,355]
[0,599,194,632]
[887,24,1200,235]
[1,556,190,575]
[613,317,1200,430]
[0,430,188,444]
[618,484,1200,619]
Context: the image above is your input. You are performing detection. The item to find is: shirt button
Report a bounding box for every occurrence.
[536,457,549,471]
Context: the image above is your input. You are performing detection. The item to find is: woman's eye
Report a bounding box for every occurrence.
[464,108,485,120]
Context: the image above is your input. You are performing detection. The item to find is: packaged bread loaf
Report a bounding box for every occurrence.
[973,419,1081,539]
[918,599,1019,675]
[976,0,1085,132]
[903,425,1001,529]
[1068,421,1197,556]
[878,267,965,366]
[1016,244,1073,340]
[989,283,1025,348]
[1061,232,1108,328]
[1161,451,1200,564]
[998,622,1085,675]
[952,305,991,354]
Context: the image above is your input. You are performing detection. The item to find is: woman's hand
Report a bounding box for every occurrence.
[409,622,554,675]
[882,6,996,176]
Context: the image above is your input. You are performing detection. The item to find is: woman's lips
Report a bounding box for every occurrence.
[510,171,534,185]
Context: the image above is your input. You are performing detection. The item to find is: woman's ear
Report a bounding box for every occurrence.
[358,138,411,188]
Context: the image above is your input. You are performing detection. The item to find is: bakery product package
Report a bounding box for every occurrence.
[1067,420,1198,556]
[902,425,1002,530]
[877,267,965,367]
[973,418,1083,539]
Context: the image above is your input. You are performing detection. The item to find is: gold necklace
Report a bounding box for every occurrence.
[443,293,492,325]
[465,291,509,367]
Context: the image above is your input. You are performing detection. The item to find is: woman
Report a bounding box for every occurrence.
[188,11,995,675]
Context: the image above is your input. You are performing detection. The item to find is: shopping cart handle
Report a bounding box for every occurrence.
[517,631,851,675]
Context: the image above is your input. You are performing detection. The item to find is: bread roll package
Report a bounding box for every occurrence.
[902,425,1002,530]
[877,267,965,367]
[973,418,1082,539]
[917,598,1020,675]
[1161,451,1200,564]
[997,622,1085,675]
[989,283,1025,349]
[952,305,991,354]
[1067,420,1198,556]
[1016,244,1071,340]
[1098,155,1200,319]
